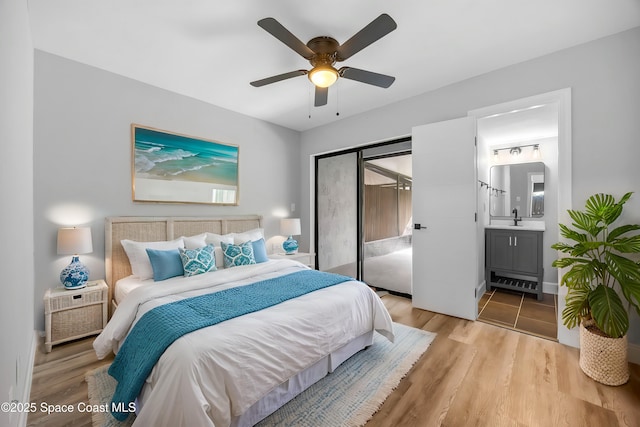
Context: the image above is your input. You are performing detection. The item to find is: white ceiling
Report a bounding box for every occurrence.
[478,103,559,147]
[28,0,640,132]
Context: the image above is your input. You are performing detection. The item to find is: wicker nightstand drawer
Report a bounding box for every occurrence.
[50,304,104,342]
[44,280,108,352]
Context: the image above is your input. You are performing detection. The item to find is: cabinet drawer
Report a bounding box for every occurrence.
[50,304,103,342]
[45,288,105,313]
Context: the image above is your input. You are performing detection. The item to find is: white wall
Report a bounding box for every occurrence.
[33,51,302,331]
[0,0,36,425]
[300,27,640,345]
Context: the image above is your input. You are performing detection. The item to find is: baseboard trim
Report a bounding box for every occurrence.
[543,281,558,295]
[560,330,640,364]
[476,281,486,304]
[17,331,37,427]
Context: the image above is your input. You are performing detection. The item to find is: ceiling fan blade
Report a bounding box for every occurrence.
[336,14,397,61]
[339,67,395,88]
[250,70,307,87]
[258,18,315,60]
[314,86,328,106]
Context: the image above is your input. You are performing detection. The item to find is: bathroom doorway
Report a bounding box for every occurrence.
[470,88,572,341]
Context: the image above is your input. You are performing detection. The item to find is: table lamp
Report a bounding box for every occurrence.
[57,227,93,289]
[280,218,301,255]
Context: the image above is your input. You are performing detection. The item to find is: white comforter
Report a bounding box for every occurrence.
[94,259,394,427]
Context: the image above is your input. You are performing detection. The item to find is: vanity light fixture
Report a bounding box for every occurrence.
[532,144,540,158]
[492,143,542,161]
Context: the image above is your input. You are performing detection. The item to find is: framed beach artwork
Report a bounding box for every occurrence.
[131,124,239,205]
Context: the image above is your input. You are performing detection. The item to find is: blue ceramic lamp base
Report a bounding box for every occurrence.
[60,255,90,290]
[282,236,299,255]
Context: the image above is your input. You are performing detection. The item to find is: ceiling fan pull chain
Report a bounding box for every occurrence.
[308,83,312,119]
[336,80,340,116]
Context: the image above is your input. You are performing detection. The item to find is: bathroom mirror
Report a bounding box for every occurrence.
[489,162,545,218]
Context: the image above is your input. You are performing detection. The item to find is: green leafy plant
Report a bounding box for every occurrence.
[552,192,640,338]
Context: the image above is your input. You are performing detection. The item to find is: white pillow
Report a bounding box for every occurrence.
[205,233,234,268]
[182,233,207,249]
[121,238,184,280]
[232,228,264,244]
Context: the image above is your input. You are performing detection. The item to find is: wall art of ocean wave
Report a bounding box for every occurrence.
[134,127,238,186]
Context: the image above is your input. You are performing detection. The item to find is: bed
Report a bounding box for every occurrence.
[363,248,412,295]
[94,215,394,427]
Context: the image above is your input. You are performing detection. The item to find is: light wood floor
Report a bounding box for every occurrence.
[28,294,639,427]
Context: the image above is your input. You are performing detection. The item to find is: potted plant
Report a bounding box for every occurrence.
[552,192,640,385]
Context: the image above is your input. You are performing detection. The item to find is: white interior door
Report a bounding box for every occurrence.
[411,117,478,320]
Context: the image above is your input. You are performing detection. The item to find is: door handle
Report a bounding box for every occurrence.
[414,223,427,230]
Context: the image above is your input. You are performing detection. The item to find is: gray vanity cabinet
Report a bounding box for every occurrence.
[485,228,543,300]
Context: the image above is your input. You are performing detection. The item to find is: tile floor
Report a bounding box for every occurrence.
[478,288,558,341]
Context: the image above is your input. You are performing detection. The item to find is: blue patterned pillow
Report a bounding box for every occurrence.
[221,241,256,268]
[179,244,217,277]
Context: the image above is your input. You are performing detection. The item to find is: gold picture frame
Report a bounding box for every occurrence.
[131,124,239,205]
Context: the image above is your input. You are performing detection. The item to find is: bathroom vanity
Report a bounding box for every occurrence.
[485,224,544,300]
[485,161,546,300]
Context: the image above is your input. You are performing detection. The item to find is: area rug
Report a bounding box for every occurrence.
[86,323,435,427]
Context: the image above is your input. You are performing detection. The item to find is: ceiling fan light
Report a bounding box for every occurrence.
[309,65,338,88]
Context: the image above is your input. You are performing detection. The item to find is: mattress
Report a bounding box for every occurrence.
[113,275,149,304]
[95,258,394,426]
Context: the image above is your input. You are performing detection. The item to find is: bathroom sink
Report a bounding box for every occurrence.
[485,222,546,231]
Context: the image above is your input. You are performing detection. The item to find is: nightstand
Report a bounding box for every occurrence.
[44,280,108,353]
[270,252,315,268]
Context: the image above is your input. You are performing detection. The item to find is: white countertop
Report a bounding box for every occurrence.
[486,221,546,231]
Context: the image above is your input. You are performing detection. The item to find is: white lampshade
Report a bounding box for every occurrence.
[280,218,301,237]
[57,227,93,255]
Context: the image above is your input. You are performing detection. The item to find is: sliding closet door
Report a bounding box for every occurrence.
[362,157,413,295]
[316,152,360,277]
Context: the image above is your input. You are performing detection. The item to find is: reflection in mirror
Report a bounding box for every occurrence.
[490,162,545,218]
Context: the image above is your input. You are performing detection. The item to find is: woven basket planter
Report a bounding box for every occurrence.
[579,321,629,386]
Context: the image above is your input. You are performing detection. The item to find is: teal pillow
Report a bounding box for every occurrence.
[221,241,256,268]
[251,238,269,263]
[179,244,217,277]
[146,248,184,281]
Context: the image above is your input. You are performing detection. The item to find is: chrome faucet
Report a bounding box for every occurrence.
[512,208,522,226]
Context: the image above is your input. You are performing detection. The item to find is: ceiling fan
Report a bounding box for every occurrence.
[250,14,397,107]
